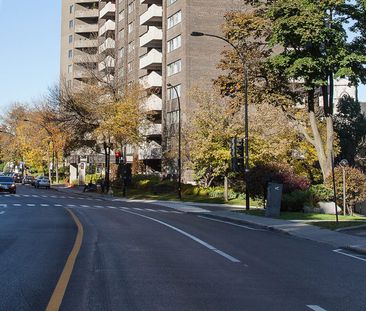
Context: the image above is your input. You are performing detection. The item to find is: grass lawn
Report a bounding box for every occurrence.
[235,209,366,230]
[113,187,263,206]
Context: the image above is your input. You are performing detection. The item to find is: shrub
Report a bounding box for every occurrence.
[247,162,311,199]
[85,173,102,184]
[281,190,311,212]
[325,166,366,212]
[309,184,333,203]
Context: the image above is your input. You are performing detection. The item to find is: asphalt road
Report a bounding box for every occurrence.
[1,185,366,311]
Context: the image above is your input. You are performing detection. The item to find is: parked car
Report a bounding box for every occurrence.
[12,173,23,183]
[22,175,34,185]
[35,177,51,189]
[0,176,16,194]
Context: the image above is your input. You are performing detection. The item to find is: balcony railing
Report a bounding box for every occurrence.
[75,9,99,18]
[140,4,162,26]
[99,20,115,36]
[139,49,162,70]
[75,23,98,33]
[99,37,115,53]
[143,94,162,111]
[140,71,162,89]
[140,26,162,48]
[74,38,98,48]
[99,2,116,19]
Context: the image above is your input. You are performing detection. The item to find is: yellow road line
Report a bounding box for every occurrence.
[46,208,84,311]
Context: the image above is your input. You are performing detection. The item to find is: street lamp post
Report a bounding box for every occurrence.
[191,31,250,210]
[167,83,182,200]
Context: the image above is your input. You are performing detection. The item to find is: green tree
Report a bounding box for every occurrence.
[267,0,366,180]
[334,95,366,165]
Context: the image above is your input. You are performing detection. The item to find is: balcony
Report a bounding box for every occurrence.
[140,0,162,4]
[138,141,162,160]
[140,71,162,89]
[74,53,98,63]
[143,94,162,111]
[73,69,91,79]
[140,26,162,48]
[139,49,162,70]
[74,38,98,48]
[75,9,98,18]
[75,0,99,3]
[99,20,115,36]
[140,4,162,26]
[75,23,98,33]
[99,2,116,19]
[99,37,115,53]
[145,123,162,137]
[98,56,115,71]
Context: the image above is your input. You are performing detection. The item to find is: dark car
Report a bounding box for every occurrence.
[22,175,34,185]
[12,174,23,183]
[0,176,16,194]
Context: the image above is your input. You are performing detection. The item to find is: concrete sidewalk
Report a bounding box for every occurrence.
[53,185,366,255]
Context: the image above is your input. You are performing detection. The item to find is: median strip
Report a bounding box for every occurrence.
[46,208,84,311]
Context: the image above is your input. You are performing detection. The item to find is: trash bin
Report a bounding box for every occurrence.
[265,182,283,217]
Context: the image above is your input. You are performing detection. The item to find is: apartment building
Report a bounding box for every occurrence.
[61,0,249,179]
[60,0,100,88]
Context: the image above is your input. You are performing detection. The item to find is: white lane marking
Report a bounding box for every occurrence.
[198,216,267,231]
[67,205,77,207]
[119,207,130,210]
[22,194,30,197]
[32,195,39,197]
[170,211,184,214]
[13,204,21,207]
[41,204,49,207]
[145,208,156,212]
[0,211,5,215]
[333,249,366,262]
[27,204,35,207]
[307,305,328,311]
[158,210,170,213]
[107,206,117,209]
[133,208,143,211]
[54,204,63,207]
[120,209,241,263]
[0,204,7,207]
[41,195,48,198]
[80,205,90,208]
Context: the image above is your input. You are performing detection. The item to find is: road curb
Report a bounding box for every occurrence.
[193,212,290,235]
[343,245,366,255]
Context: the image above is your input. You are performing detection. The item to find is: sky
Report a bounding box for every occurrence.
[0,0,61,113]
[0,1,364,115]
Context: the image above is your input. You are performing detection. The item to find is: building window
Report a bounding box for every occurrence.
[118,28,125,41]
[69,20,74,29]
[167,0,177,5]
[128,21,134,33]
[128,61,133,72]
[128,1,135,14]
[69,4,74,14]
[68,50,73,59]
[128,41,135,53]
[167,110,179,125]
[167,59,182,76]
[118,47,124,59]
[167,35,181,53]
[167,84,181,100]
[68,64,73,73]
[118,10,125,21]
[68,34,73,44]
[167,11,181,29]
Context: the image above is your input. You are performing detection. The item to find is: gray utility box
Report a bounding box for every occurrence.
[265,182,283,218]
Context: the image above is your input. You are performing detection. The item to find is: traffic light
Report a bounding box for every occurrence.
[115,151,122,164]
[230,137,244,173]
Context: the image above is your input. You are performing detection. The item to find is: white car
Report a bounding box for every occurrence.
[35,177,51,189]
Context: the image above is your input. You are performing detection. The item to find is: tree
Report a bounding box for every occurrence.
[215,2,366,182]
[184,88,240,187]
[334,95,366,166]
[267,0,366,180]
